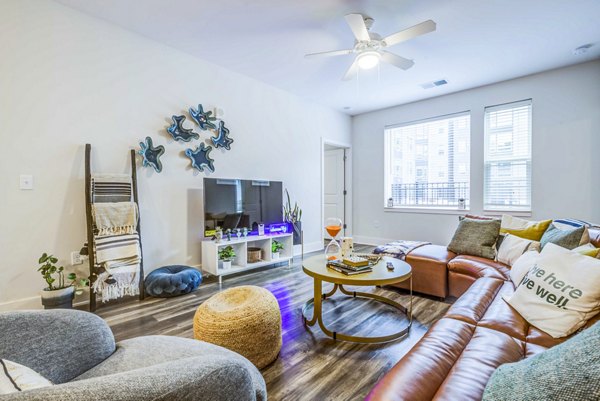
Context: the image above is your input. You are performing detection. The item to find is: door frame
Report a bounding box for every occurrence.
[321,137,352,247]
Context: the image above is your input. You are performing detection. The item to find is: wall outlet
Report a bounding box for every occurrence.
[71,251,83,265]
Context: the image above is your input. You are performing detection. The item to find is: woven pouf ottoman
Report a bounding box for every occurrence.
[145,265,202,298]
[193,285,281,369]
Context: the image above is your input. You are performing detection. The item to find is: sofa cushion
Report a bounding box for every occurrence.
[505,243,600,338]
[448,218,501,260]
[448,255,510,281]
[483,321,600,401]
[445,278,504,325]
[394,245,454,298]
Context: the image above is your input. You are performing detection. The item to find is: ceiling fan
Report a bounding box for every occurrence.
[305,14,436,80]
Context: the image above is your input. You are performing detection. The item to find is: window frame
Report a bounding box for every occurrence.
[383,111,472,213]
[483,99,533,214]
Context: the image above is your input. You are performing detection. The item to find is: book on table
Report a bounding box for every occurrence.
[327,260,373,275]
[342,256,369,267]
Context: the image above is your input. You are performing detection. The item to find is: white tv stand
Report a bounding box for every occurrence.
[201,233,293,283]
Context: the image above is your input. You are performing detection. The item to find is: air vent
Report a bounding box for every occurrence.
[421,79,448,89]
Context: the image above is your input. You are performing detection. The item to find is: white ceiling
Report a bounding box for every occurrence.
[55,0,600,115]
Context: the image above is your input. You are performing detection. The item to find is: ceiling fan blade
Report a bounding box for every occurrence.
[344,14,370,41]
[381,51,415,70]
[305,49,353,58]
[383,20,436,47]
[342,59,359,81]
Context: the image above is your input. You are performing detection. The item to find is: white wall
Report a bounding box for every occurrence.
[0,0,351,309]
[352,60,600,245]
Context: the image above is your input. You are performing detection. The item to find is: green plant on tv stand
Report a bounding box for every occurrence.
[272,240,284,253]
[218,246,236,261]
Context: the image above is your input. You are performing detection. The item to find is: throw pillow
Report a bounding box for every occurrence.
[482,321,600,401]
[459,214,499,221]
[540,223,585,250]
[509,249,541,287]
[500,215,552,241]
[504,243,600,338]
[496,234,540,266]
[572,243,600,258]
[0,360,53,394]
[448,218,501,260]
[553,218,591,245]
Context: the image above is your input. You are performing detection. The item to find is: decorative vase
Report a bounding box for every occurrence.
[215,230,223,243]
[292,221,302,245]
[40,286,75,309]
[272,252,280,260]
[221,260,232,270]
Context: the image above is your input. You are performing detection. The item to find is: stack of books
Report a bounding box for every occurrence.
[326,256,373,275]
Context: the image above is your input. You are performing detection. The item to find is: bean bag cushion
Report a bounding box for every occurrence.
[145,266,202,298]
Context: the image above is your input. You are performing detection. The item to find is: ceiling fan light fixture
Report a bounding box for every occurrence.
[357,51,380,70]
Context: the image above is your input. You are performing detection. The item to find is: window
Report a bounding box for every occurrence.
[484,99,532,212]
[384,112,471,208]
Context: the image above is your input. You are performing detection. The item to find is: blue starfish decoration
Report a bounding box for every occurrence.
[211,120,234,150]
[189,104,217,130]
[185,143,215,172]
[166,115,199,142]
[138,137,165,173]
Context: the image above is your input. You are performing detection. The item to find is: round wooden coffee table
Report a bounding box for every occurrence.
[301,254,412,343]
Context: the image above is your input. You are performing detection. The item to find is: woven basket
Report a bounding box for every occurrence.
[247,247,262,263]
[193,285,282,369]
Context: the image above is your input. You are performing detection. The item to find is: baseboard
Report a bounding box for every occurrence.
[352,235,395,246]
[296,241,323,255]
[0,296,42,312]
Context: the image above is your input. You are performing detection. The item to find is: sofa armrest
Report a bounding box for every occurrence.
[2,356,266,401]
[0,310,115,383]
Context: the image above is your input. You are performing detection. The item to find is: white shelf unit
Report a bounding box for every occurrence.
[202,233,293,283]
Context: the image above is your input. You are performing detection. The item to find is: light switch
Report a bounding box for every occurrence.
[20,175,33,190]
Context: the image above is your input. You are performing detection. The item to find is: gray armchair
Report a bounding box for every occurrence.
[0,309,266,401]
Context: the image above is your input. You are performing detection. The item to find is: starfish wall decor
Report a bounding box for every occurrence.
[211,120,234,150]
[189,104,217,130]
[138,136,165,173]
[166,115,200,142]
[185,143,215,172]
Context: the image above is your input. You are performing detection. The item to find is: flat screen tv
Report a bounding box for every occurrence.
[203,178,283,236]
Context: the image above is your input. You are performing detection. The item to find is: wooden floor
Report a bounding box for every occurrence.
[97,246,451,401]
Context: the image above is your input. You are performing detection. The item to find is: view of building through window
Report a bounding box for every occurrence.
[384,112,471,208]
[484,99,532,211]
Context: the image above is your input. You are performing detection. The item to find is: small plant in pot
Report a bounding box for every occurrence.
[218,246,236,270]
[272,240,284,260]
[38,253,88,309]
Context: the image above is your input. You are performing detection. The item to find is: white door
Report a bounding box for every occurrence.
[324,148,345,239]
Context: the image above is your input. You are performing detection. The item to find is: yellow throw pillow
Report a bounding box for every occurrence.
[572,243,600,258]
[500,215,552,241]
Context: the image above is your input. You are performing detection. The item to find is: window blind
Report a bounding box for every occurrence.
[484,99,532,212]
[384,112,471,208]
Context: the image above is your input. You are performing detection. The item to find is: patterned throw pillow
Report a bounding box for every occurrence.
[572,243,600,258]
[482,321,600,401]
[504,243,600,338]
[540,223,585,250]
[553,218,591,246]
[500,215,552,241]
[448,218,501,260]
[0,360,52,394]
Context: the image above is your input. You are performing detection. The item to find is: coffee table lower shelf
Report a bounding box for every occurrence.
[301,281,412,344]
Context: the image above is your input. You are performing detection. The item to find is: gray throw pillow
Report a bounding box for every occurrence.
[447,218,500,259]
[540,223,585,250]
[482,321,600,401]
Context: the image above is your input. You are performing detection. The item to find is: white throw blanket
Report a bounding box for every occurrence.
[92,264,140,303]
[92,202,138,236]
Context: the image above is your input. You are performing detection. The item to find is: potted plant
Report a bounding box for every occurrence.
[218,246,236,270]
[38,253,88,309]
[283,189,302,245]
[272,240,284,260]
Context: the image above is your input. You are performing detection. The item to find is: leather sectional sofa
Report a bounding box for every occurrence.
[368,228,600,401]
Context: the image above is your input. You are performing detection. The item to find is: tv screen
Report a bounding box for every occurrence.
[203,178,283,236]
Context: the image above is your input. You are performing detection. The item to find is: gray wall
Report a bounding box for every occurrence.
[352,60,600,245]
